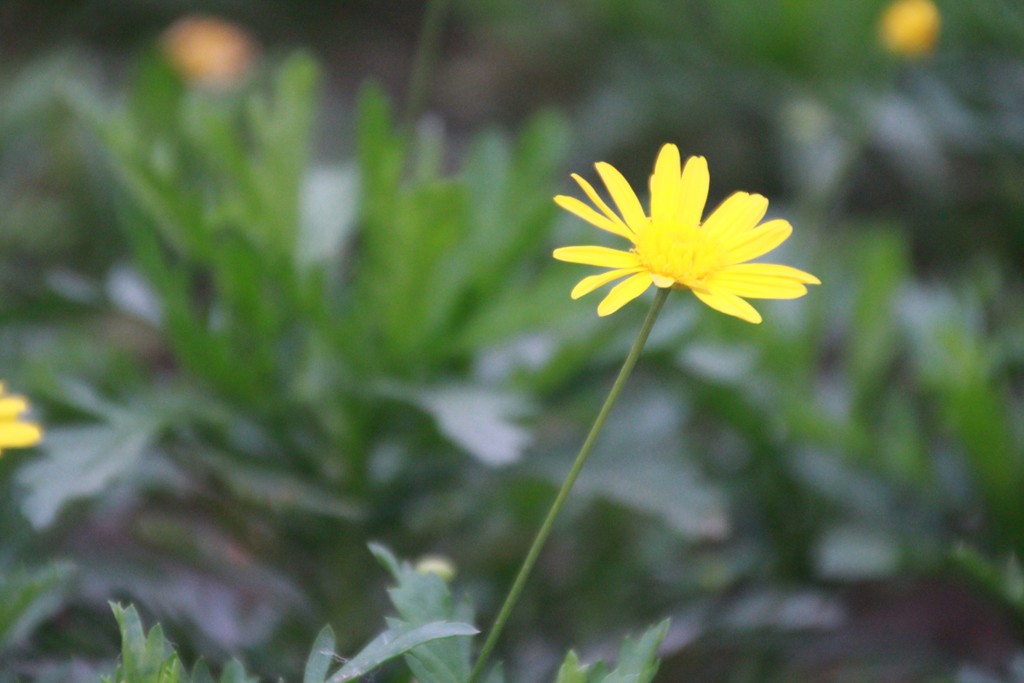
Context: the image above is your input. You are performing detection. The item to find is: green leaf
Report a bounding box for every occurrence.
[597,620,670,683]
[952,544,1024,616]
[297,164,360,271]
[219,659,259,683]
[108,603,260,683]
[369,543,452,625]
[17,416,160,529]
[325,621,478,683]
[462,110,569,294]
[368,544,475,683]
[554,651,589,683]
[111,602,170,683]
[359,180,469,368]
[405,646,465,683]
[0,562,73,651]
[356,83,404,226]
[127,49,186,135]
[904,286,1024,541]
[548,623,669,683]
[388,384,532,466]
[584,661,609,683]
[849,231,908,405]
[244,52,320,257]
[368,543,402,578]
[304,626,337,683]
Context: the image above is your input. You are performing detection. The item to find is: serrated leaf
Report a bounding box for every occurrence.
[304,625,337,683]
[368,544,474,683]
[0,562,73,651]
[554,651,589,683]
[17,416,159,529]
[400,385,532,467]
[107,602,260,683]
[326,621,478,683]
[111,602,168,683]
[597,620,670,683]
[584,662,609,683]
[369,543,452,625]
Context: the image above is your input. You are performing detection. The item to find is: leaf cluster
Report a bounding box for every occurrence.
[103,546,667,683]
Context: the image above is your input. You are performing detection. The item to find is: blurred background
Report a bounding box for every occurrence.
[3,0,1024,681]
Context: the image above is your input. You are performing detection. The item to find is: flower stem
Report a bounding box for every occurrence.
[404,0,451,127]
[467,287,671,683]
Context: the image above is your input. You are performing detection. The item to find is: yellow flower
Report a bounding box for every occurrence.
[879,0,941,58]
[553,144,819,322]
[0,383,42,456]
[162,16,258,89]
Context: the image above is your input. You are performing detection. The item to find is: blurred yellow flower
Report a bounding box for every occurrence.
[879,0,941,58]
[0,383,42,456]
[162,16,258,89]
[553,144,819,322]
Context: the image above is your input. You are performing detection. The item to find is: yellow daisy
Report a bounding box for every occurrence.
[0,382,42,457]
[553,144,819,322]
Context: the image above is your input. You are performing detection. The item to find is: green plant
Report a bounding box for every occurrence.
[103,546,667,683]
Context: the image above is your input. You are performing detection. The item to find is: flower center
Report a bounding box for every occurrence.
[632,224,722,283]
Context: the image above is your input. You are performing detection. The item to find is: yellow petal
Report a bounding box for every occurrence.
[650,273,675,288]
[0,397,29,420]
[595,162,649,234]
[707,271,808,299]
[0,422,42,448]
[702,192,768,243]
[571,267,645,299]
[572,174,635,240]
[721,219,792,265]
[597,272,652,316]
[714,263,820,284]
[677,276,711,294]
[678,156,709,227]
[650,144,681,227]
[553,246,641,268]
[555,195,634,241]
[693,287,762,323]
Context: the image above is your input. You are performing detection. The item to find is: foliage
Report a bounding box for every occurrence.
[0,563,72,654]
[103,603,259,683]
[104,547,667,683]
[3,1,1024,681]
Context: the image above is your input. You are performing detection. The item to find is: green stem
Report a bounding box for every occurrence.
[404,0,451,127]
[467,287,671,683]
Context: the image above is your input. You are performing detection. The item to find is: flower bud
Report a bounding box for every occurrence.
[415,555,457,582]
